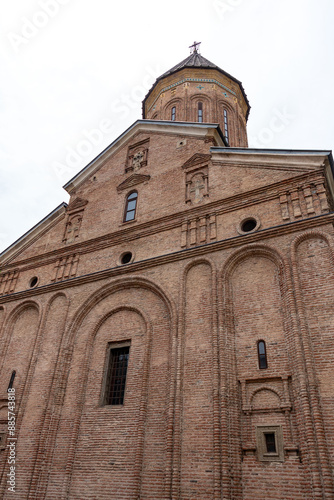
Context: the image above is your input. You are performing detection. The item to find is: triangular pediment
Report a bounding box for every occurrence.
[63,121,225,194]
[182,153,211,170]
[67,197,88,212]
[117,174,151,192]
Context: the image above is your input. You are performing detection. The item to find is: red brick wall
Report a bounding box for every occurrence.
[0,121,333,498]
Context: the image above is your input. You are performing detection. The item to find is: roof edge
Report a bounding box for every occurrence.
[211,147,333,157]
[63,119,228,194]
[0,202,68,264]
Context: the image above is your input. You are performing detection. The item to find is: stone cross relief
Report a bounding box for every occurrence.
[132,151,144,171]
[65,215,82,243]
[189,174,207,203]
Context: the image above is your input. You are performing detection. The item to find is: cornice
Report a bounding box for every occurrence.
[211,147,332,172]
[1,169,327,273]
[1,213,333,305]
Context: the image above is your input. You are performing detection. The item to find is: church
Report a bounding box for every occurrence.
[0,43,334,499]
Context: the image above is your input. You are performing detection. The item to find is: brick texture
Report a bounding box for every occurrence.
[0,54,334,499]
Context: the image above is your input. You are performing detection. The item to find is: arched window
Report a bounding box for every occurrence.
[171,106,176,121]
[223,108,229,143]
[8,370,16,390]
[198,102,203,122]
[257,340,268,369]
[124,191,138,222]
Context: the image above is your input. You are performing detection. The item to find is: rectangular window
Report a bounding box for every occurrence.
[264,432,277,453]
[258,340,268,369]
[103,343,130,405]
[256,425,284,462]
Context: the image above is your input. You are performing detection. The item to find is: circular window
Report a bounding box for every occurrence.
[237,217,260,235]
[120,252,133,265]
[29,276,39,288]
[241,218,257,232]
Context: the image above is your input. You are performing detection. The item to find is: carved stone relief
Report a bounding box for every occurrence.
[63,197,88,244]
[182,153,211,206]
[186,170,208,204]
[125,138,150,173]
[63,214,82,244]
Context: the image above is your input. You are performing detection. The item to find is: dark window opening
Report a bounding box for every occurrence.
[198,102,203,122]
[105,346,130,405]
[29,277,38,288]
[223,109,229,143]
[241,218,257,233]
[258,340,268,369]
[121,252,132,265]
[124,192,138,222]
[171,106,176,121]
[265,433,277,453]
[8,371,16,391]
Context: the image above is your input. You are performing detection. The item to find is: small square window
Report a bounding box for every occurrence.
[102,342,130,406]
[256,425,284,462]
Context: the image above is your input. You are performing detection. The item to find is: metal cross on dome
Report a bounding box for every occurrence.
[189,41,201,54]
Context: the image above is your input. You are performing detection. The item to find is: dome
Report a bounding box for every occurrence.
[142,47,250,147]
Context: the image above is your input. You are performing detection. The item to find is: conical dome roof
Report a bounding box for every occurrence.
[159,52,219,78]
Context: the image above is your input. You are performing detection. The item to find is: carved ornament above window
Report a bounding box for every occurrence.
[125,138,150,173]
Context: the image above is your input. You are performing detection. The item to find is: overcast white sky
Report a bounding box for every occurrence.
[0,0,333,252]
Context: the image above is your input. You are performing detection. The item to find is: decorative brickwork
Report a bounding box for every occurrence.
[0,271,19,296]
[0,52,333,500]
[51,254,79,281]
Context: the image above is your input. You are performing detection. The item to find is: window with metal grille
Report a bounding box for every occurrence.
[124,191,138,222]
[198,102,203,122]
[171,106,176,121]
[8,371,16,391]
[104,345,130,405]
[264,433,277,453]
[223,108,229,143]
[257,340,268,369]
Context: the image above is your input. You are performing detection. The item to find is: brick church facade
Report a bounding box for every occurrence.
[0,46,334,499]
